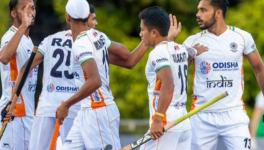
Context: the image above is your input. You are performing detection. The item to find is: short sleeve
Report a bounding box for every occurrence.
[243,32,256,55]
[149,48,170,72]
[256,92,264,109]
[73,35,94,64]
[38,36,50,56]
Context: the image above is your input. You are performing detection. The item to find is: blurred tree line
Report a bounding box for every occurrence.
[0,0,263,118]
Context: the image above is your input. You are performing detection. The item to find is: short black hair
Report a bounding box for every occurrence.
[139,6,169,37]
[9,0,36,13]
[90,4,95,14]
[72,18,88,23]
[9,0,18,13]
[209,0,229,18]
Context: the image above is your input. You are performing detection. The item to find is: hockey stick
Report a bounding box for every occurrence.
[120,91,228,150]
[49,119,60,150]
[0,49,37,140]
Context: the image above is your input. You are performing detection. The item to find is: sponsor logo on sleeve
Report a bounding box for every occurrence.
[156,58,168,63]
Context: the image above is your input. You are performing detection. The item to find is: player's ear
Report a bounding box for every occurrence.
[65,13,71,24]
[10,9,17,19]
[215,9,223,19]
[151,29,159,38]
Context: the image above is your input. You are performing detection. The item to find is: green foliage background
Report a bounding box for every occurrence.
[0,0,263,118]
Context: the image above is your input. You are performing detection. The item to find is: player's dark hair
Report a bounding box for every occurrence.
[139,6,169,37]
[72,18,88,23]
[9,0,36,14]
[90,4,95,14]
[209,0,229,18]
[9,0,19,13]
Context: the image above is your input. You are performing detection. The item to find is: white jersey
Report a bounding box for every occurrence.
[37,30,80,118]
[184,26,256,112]
[145,41,190,131]
[72,28,114,108]
[255,92,264,109]
[0,26,38,116]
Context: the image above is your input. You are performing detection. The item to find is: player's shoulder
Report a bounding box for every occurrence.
[228,26,252,38]
[87,28,108,39]
[46,30,72,39]
[150,42,168,56]
[1,26,17,41]
[184,30,206,43]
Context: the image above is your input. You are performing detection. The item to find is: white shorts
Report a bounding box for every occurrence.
[0,116,33,150]
[63,104,121,150]
[29,116,74,150]
[0,98,10,128]
[139,130,191,150]
[191,109,251,150]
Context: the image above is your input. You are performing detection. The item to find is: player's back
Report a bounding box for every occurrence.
[146,41,190,131]
[37,30,80,118]
[71,28,114,108]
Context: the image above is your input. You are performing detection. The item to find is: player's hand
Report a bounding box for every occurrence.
[168,14,182,41]
[150,116,164,140]
[2,103,15,122]
[193,43,208,56]
[56,101,69,124]
[19,3,35,29]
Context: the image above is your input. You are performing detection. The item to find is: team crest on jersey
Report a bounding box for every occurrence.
[230,42,238,52]
[93,31,98,37]
[174,45,180,51]
[200,61,211,74]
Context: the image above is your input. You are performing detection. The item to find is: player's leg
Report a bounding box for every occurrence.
[139,131,181,150]
[0,121,13,149]
[29,116,56,150]
[63,111,85,150]
[177,130,192,150]
[81,104,121,150]
[191,113,218,150]
[5,116,33,150]
[59,117,74,142]
[218,109,251,150]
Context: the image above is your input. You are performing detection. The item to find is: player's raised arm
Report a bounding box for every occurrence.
[108,41,148,69]
[0,3,35,64]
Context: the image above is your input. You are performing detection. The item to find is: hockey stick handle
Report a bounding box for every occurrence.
[0,49,37,140]
[16,50,36,95]
[165,91,228,131]
[122,91,228,150]
[49,119,61,150]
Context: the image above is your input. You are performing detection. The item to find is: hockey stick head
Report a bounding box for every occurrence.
[104,144,112,150]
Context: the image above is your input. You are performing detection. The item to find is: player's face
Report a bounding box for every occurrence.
[87,13,98,29]
[196,0,216,30]
[14,0,36,26]
[139,20,155,47]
